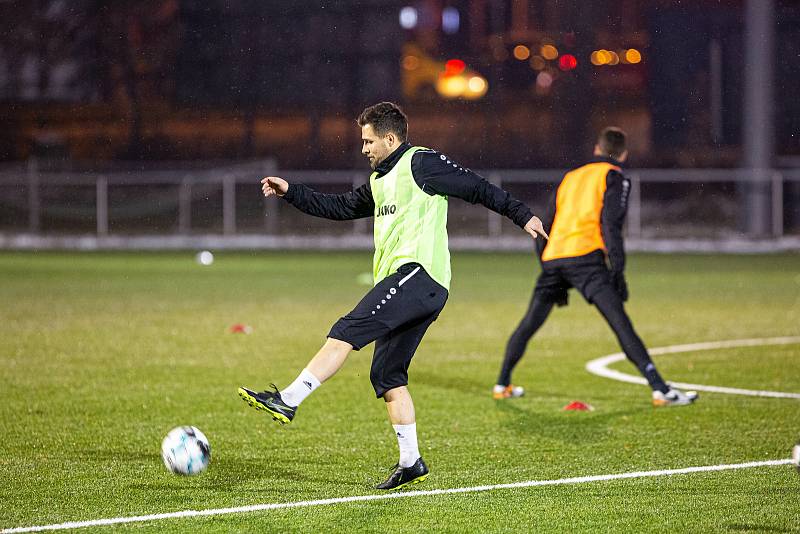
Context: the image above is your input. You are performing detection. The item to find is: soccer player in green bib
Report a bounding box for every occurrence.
[239,102,548,490]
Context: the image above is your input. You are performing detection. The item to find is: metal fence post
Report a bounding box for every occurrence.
[628,172,642,238]
[264,195,279,235]
[179,176,191,234]
[772,171,783,238]
[223,174,236,235]
[488,172,502,237]
[96,176,108,236]
[27,159,40,233]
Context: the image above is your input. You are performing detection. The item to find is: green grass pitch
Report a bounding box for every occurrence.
[1,251,799,532]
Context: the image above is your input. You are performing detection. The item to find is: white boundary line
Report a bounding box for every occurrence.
[585,336,800,399]
[2,459,791,533]
[6,337,798,532]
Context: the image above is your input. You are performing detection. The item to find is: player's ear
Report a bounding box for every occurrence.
[384,132,397,147]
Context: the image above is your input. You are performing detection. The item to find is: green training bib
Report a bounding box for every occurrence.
[370,146,450,289]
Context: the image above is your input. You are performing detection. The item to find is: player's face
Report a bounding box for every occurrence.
[361,124,393,170]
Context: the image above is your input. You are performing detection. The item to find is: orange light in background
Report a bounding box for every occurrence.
[402,55,420,70]
[444,59,466,76]
[540,44,559,60]
[590,48,641,67]
[625,48,642,64]
[529,55,546,70]
[558,54,577,71]
[513,45,531,61]
[436,73,488,100]
[436,75,467,98]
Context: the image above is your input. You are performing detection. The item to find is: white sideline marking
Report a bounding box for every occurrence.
[585,336,800,399]
[2,459,791,533]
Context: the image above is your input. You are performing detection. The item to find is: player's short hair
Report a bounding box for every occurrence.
[597,127,627,159]
[357,102,408,141]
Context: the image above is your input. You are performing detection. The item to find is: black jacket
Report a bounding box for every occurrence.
[282,142,534,229]
[536,156,629,273]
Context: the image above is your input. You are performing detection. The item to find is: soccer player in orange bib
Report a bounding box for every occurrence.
[494,127,697,407]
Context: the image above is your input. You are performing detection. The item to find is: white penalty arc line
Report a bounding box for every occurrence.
[2,459,792,533]
[585,336,800,399]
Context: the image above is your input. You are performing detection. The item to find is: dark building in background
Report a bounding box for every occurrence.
[0,0,797,169]
[174,1,402,164]
[647,4,743,153]
[776,1,800,161]
[176,2,402,109]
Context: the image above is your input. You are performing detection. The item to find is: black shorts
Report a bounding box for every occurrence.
[328,263,448,398]
[535,256,612,306]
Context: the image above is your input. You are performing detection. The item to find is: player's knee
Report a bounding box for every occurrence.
[382,385,408,402]
[325,337,353,353]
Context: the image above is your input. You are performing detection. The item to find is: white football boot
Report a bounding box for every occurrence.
[493,384,525,400]
[652,387,698,407]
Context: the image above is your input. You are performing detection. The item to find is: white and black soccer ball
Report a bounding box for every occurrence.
[793,442,800,473]
[161,426,211,476]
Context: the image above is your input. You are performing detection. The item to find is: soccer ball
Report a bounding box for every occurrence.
[195,250,214,266]
[793,442,800,473]
[161,426,211,476]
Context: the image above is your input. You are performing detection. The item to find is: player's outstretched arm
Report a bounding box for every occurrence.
[261,175,375,221]
[410,150,546,239]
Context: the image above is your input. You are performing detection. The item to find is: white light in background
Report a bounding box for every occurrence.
[467,76,487,96]
[442,7,460,34]
[399,6,418,29]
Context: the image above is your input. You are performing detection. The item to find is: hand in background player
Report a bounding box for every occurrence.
[261,176,289,197]
[524,215,549,240]
[611,271,629,302]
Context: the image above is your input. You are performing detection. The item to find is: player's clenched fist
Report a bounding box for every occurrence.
[261,176,289,197]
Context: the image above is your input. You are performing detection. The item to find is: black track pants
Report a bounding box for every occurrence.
[498,273,667,393]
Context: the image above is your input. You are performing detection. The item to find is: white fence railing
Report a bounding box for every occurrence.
[0,163,798,251]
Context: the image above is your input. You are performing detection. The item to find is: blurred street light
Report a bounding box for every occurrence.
[399,6,418,29]
[529,55,546,70]
[540,44,559,60]
[513,44,531,61]
[558,54,577,71]
[625,48,642,64]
